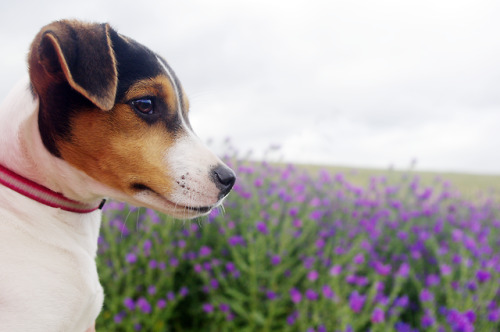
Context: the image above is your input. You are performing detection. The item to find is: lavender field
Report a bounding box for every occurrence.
[96,157,500,331]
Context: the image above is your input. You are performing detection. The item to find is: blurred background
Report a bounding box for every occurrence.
[1,0,499,174]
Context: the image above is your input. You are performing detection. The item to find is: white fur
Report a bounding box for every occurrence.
[154,57,228,212]
[0,79,110,332]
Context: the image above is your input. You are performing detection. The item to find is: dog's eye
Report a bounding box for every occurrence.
[131,98,154,115]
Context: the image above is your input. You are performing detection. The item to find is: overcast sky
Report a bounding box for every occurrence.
[1,0,499,174]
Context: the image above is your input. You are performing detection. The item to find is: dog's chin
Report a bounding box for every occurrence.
[130,187,216,220]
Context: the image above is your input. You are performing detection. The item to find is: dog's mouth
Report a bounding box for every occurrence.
[131,183,213,215]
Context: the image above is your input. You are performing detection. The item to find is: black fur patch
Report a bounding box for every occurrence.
[38,82,94,157]
[109,31,186,133]
[109,30,163,101]
[37,23,189,156]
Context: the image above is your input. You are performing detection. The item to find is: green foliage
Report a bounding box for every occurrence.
[96,159,500,331]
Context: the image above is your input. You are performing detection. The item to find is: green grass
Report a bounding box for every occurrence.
[96,157,500,331]
[293,163,500,203]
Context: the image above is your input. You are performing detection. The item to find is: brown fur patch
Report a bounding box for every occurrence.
[57,76,184,197]
[124,76,177,111]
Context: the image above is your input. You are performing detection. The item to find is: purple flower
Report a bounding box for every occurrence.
[170,257,179,267]
[143,239,152,252]
[126,253,137,264]
[179,286,189,297]
[463,235,477,251]
[226,262,236,272]
[421,310,435,328]
[315,238,326,249]
[194,264,202,273]
[397,231,408,241]
[148,285,156,295]
[292,219,302,227]
[466,281,477,292]
[310,197,321,207]
[420,289,434,302]
[124,298,135,311]
[114,312,125,323]
[307,270,319,281]
[303,257,315,269]
[334,246,346,255]
[349,290,366,313]
[353,253,365,265]
[157,299,166,309]
[266,290,277,300]
[464,310,476,323]
[136,297,151,314]
[256,221,269,235]
[356,276,369,286]
[440,264,452,276]
[330,264,342,276]
[202,303,214,313]
[287,311,299,325]
[397,263,410,278]
[208,208,219,221]
[111,219,129,236]
[452,254,462,265]
[290,288,302,304]
[167,291,175,301]
[395,322,417,332]
[149,259,157,269]
[394,295,409,308]
[451,229,463,242]
[476,269,491,283]
[228,235,245,246]
[322,285,335,299]
[271,255,281,265]
[309,210,323,220]
[346,274,357,284]
[488,308,500,322]
[254,178,263,187]
[446,309,475,332]
[289,207,299,217]
[305,289,318,301]
[199,245,212,257]
[371,307,385,323]
[219,303,230,312]
[426,274,440,287]
[210,278,219,290]
[374,261,391,276]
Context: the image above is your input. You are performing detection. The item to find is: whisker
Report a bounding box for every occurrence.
[121,205,133,239]
[136,207,142,231]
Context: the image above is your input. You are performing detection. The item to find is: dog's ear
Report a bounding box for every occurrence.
[30,20,118,111]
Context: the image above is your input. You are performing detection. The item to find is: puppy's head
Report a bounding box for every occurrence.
[28,20,235,219]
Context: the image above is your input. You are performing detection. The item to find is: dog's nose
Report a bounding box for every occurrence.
[212,165,236,198]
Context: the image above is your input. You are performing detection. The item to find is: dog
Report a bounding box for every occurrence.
[0,19,235,331]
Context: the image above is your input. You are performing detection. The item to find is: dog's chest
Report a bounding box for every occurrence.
[0,188,103,331]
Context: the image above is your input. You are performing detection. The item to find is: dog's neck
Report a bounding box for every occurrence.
[0,78,112,205]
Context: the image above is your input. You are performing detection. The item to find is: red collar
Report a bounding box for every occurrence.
[0,164,104,213]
